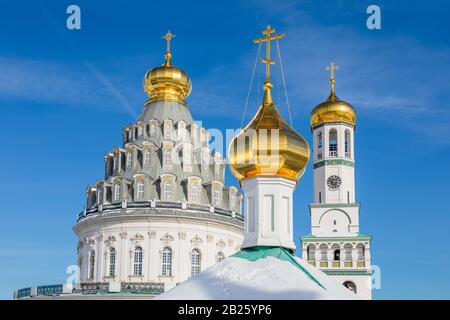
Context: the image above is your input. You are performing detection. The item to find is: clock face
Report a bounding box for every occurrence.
[327,175,342,189]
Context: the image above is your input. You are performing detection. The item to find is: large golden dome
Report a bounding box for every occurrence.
[143,31,192,105]
[229,26,309,183]
[229,82,310,183]
[310,72,356,129]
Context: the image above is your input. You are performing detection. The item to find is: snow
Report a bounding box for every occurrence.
[156,256,358,300]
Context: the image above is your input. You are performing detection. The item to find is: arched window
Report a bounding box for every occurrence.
[144,150,151,165]
[201,150,210,172]
[163,149,172,166]
[319,244,328,261]
[87,190,96,208]
[230,193,235,210]
[344,243,353,261]
[213,188,221,206]
[334,249,341,261]
[317,132,323,159]
[307,244,316,261]
[113,156,118,171]
[183,145,192,167]
[216,251,225,263]
[164,182,172,200]
[114,184,121,201]
[345,129,351,158]
[162,247,172,276]
[329,129,338,157]
[109,248,116,277]
[133,247,143,276]
[178,122,186,141]
[356,244,365,260]
[343,281,357,294]
[89,250,95,279]
[97,187,103,205]
[215,163,221,178]
[189,184,199,203]
[191,249,201,276]
[126,152,133,167]
[164,120,172,138]
[150,122,156,135]
[137,181,144,200]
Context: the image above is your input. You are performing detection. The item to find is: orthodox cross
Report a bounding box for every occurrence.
[253,25,285,82]
[162,30,175,65]
[163,30,175,54]
[326,62,339,81]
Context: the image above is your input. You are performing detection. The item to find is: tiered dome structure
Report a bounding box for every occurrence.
[72,32,244,297]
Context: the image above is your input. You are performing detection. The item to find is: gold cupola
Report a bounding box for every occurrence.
[143,31,192,105]
[228,26,310,183]
[310,62,356,129]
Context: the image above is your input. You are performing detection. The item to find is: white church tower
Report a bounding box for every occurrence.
[300,63,373,300]
[229,25,310,253]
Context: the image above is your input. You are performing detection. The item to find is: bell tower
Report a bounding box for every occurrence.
[301,63,373,299]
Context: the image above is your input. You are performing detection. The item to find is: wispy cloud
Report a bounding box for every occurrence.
[0,56,142,117]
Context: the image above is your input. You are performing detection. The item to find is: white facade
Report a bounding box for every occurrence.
[74,212,242,290]
[301,120,373,300]
[241,177,296,251]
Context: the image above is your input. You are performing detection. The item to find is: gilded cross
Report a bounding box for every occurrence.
[253,25,285,82]
[163,30,175,54]
[326,62,339,80]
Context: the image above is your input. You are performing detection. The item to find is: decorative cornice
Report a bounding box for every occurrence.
[323,270,373,276]
[300,235,371,243]
[312,121,355,131]
[313,159,354,169]
[310,203,360,209]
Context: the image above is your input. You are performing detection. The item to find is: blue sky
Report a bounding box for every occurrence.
[0,0,449,299]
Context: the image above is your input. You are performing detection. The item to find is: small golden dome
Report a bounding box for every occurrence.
[228,82,310,183]
[311,65,356,128]
[143,31,192,105]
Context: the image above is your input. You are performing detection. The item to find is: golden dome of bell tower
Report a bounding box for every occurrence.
[310,62,356,129]
[228,25,310,183]
[143,31,192,106]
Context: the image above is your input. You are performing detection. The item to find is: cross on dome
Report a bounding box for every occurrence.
[163,30,175,53]
[253,25,285,84]
[162,30,176,66]
[326,62,339,96]
[326,62,339,80]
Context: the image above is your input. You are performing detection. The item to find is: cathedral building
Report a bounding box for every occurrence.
[14,32,244,299]
[300,63,372,300]
[74,32,244,293]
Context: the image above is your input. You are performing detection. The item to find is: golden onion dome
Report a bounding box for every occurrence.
[143,31,192,105]
[310,71,356,129]
[229,25,310,183]
[228,82,310,183]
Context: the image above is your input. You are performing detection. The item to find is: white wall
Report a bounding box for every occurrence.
[75,213,243,289]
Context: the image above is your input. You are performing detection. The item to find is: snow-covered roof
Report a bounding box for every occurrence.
[156,247,358,300]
